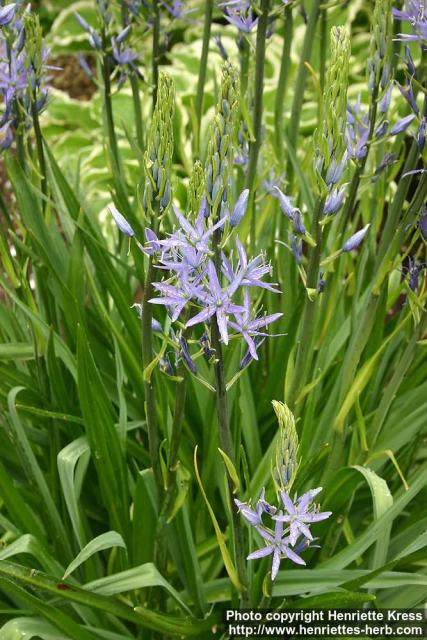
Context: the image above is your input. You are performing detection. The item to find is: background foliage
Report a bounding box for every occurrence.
[0,0,426,638]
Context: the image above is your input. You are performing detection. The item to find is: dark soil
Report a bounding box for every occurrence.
[49,55,97,101]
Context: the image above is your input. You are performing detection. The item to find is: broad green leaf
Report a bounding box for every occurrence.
[63,532,127,580]
[321,461,427,570]
[352,465,393,570]
[0,343,34,360]
[0,618,69,640]
[0,535,63,576]
[84,563,192,615]
[0,561,217,636]
[0,578,97,640]
[57,436,90,548]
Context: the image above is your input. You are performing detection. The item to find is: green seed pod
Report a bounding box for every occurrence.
[143,73,175,223]
[272,401,300,495]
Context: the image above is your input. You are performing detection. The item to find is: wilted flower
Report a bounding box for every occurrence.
[179,336,197,373]
[419,206,427,239]
[372,152,397,181]
[406,257,425,292]
[417,116,426,151]
[290,234,302,265]
[214,35,229,60]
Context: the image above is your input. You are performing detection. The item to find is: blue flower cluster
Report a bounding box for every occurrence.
[236,487,331,580]
[75,1,143,87]
[0,2,51,150]
[393,0,427,43]
[111,191,283,368]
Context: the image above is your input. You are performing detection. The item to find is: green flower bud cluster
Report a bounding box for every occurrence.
[23,14,45,100]
[368,0,392,93]
[143,73,175,222]
[272,401,300,495]
[205,62,239,220]
[314,26,350,193]
[188,160,205,218]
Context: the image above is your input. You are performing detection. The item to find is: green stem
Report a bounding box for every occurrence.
[319,8,327,92]
[142,259,163,498]
[287,196,325,408]
[101,51,120,171]
[274,5,293,163]
[239,36,250,101]
[194,0,213,156]
[31,100,48,211]
[131,73,144,151]
[210,314,249,605]
[333,158,426,437]
[16,123,26,170]
[375,94,427,272]
[286,0,321,182]
[339,85,379,232]
[152,0,161,110]
[209,220,249,603]
[246,0,270,253]
[371,313,427,446]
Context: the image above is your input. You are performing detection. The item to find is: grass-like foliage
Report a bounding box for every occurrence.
[0,0,426,637]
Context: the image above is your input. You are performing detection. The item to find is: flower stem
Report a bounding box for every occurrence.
[131,73,144,151]
[194,0,213,156]
[319,8,327,92]
[274,5,293,163]
[210,313,249,605]
[209,221,249,603]
[239,36,250,101]
[286,0,321,183]
[152,0,161,110]
[287,195,325,409]
[101,50,120,172]
[339,85,379,232]
[142,258,163,498]
[154,347,189,582]
[246,0,270,254]
[31,99,48,212]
